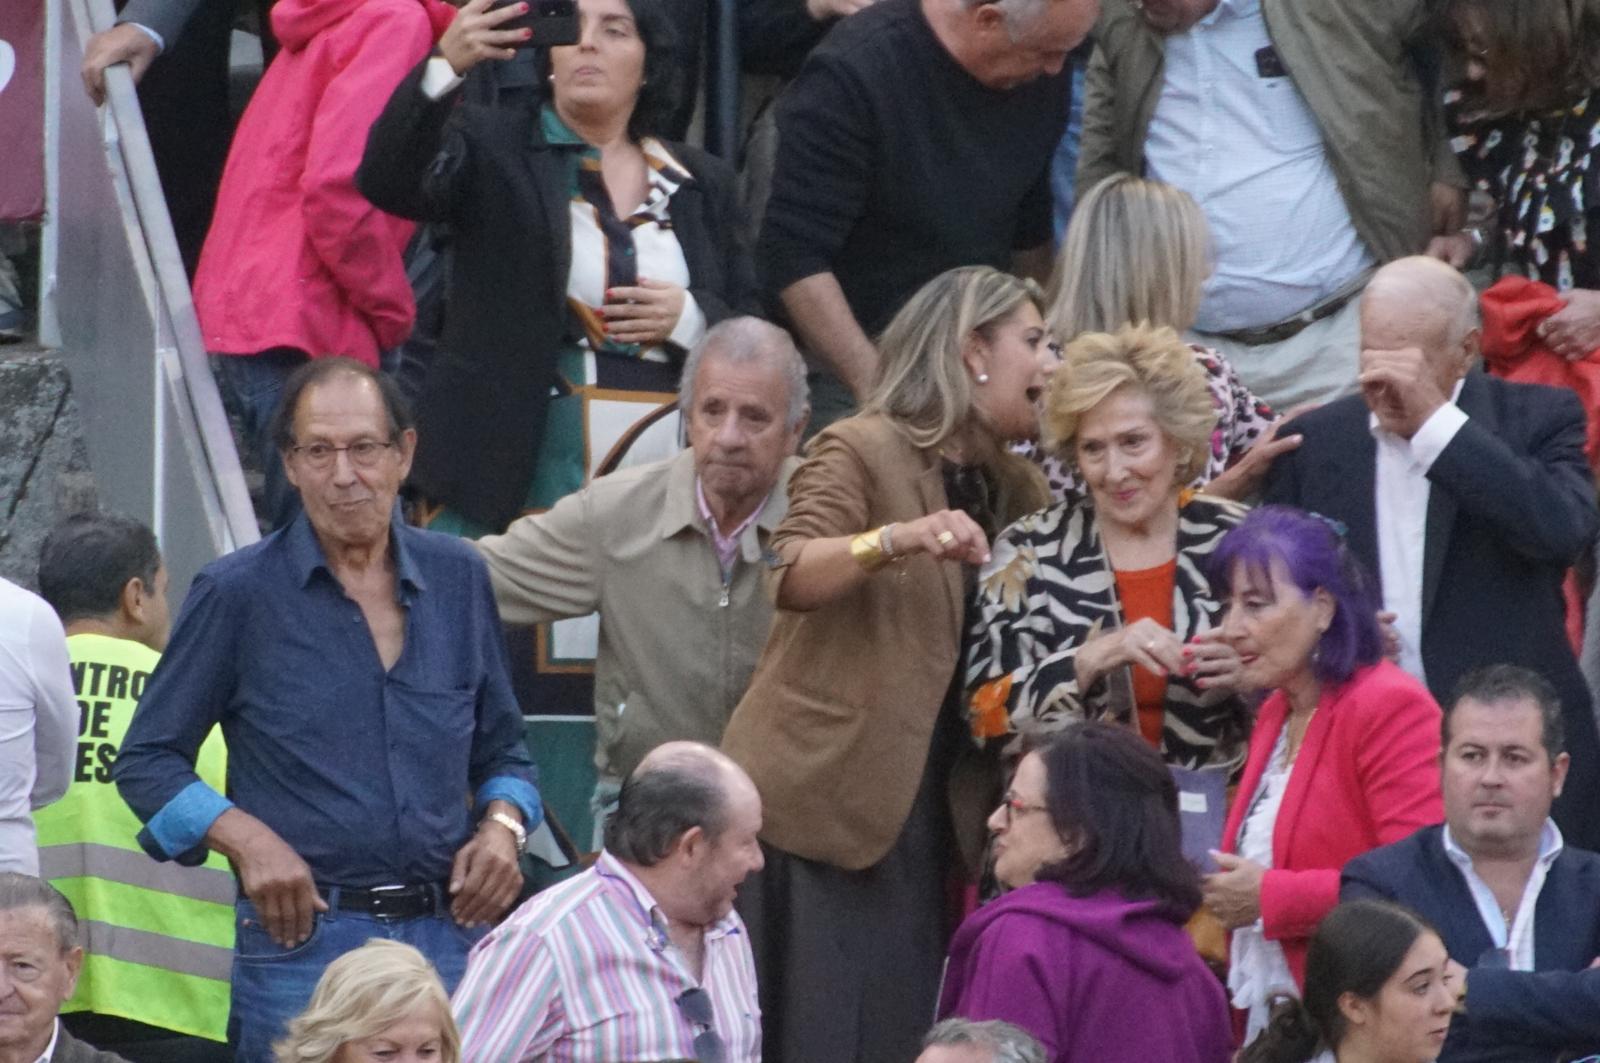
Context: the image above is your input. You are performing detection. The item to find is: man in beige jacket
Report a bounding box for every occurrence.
[474,318,809,847]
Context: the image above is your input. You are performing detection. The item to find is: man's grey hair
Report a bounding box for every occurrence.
[0,873,79,953]
[677,317,810,432]
[965,0,1051,39]
[923,1018,1046,1063]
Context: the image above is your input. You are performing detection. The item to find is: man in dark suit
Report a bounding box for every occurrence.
[0,874,129,1063]
[1263,255,1600,849]
[1343,665,1600,1062]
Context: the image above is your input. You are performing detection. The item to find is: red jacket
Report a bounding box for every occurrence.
[193,0,453,366]
[1221,660,1443,987]
[1479,275,1600,473]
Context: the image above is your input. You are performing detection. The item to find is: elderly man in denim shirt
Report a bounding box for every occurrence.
[115,358,540,1063]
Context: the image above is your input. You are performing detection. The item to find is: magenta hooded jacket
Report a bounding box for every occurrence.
[938,884,1233,1063]
[193,0,454,365]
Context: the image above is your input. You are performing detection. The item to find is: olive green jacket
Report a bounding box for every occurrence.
[1078,0,1465,265]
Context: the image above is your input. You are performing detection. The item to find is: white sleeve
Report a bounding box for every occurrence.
[27,602,77,809]
[666,290,708,351]
[421,56,466,100]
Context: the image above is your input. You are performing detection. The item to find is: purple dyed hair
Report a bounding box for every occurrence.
[1209,506,1384,685]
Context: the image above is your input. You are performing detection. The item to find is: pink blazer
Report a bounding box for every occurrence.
[1220,660,1443,987]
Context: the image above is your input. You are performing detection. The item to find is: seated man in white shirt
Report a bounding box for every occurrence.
[1263,256,1600,851]
[0,579,77,875]
[0,873,128,1063]
[451,741,764,1062]
[1343,665,1600,1062]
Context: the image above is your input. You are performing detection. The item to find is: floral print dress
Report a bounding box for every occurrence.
[1449,90,1600,290]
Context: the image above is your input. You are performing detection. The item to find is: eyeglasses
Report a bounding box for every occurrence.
[676,987,727,1063]
[997,792,1050,826]
[288,439,397,470]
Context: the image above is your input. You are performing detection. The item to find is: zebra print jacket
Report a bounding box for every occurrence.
[964,490,1252,774]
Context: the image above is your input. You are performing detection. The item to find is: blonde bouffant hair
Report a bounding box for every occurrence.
[1043,323,1217,487]
[273,940,460,1063]
[862,265,1051,525]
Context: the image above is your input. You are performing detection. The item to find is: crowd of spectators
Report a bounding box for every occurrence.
[4,0,1599,1060]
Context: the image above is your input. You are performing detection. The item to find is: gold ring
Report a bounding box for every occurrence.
[936,531,956,546]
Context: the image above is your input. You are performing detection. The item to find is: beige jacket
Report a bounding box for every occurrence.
[1078,0,1464,266]
[721,414,983,872]
[475,448,796,782]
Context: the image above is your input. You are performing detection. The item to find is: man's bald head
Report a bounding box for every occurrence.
[1363,256,1480,348]
[605,742,759,866]
[1359,257,1480,419]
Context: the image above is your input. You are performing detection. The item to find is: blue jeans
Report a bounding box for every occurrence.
[228,895,486,1063]
[212,349,306,531]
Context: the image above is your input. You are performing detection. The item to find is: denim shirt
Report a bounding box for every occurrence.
[114,512,540,887]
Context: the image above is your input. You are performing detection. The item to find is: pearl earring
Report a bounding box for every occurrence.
[976,373,990,384]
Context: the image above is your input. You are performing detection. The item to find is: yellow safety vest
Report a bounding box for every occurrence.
[34,633,233,1043]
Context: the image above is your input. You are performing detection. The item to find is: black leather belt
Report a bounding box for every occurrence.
[1214,268,1374,347]
[320,882,448,921]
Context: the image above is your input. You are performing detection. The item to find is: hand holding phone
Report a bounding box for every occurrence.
[495,0,580,48]
[438,0,540,76]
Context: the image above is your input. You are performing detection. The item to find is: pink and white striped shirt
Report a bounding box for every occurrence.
[451,850,762,1062]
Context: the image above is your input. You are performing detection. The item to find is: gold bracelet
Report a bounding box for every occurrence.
[850,527,890,572]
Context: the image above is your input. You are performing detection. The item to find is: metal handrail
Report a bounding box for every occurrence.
[49,0,258,587]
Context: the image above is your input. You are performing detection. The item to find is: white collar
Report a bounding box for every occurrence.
[1368,379,1467,439]
[33,1019,60,1063]
[1442,818,1565,870]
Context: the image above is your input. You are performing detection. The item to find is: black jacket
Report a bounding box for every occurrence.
[358,59,758,530]
[1262,371,1600,849]
[1344,825,1600,1062]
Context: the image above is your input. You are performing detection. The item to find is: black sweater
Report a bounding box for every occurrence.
[755,0,1068,336]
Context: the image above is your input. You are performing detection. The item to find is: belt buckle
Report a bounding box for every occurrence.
[368,883,419,921]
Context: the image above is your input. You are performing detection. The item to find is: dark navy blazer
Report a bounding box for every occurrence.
[1343,824,1600,1062]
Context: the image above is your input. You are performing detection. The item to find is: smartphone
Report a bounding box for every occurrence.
[497,0,580,48]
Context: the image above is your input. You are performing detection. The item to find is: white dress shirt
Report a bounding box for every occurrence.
[0,579,78,875]
[33,1018,60,1063]
[1370,384,1468,687]
[1144,0,1373,331]
[1442,819,1564,971]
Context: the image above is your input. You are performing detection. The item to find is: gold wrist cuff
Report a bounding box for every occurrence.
[850,527,891,572]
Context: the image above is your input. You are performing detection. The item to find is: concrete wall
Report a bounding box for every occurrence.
[0,351,97,587]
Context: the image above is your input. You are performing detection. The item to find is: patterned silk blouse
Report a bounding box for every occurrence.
[964,492,1252,772]
[1450,89,1600,290]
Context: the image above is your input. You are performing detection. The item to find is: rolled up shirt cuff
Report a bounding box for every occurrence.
[422,56,465,100]
[1410,402,1468,471]
[140,780,233,863]
[125,21,165,51]
[477,776,543,830]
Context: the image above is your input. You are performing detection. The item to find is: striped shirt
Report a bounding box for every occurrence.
[452,851,761,1062]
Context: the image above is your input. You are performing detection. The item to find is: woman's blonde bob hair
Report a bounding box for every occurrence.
[273,940,460,1063]
[1046,174,1212,341]
[862,265,1050,522]
[1043,323,1217,487]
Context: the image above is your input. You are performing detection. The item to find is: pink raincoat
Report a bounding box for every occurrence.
[193,0,454,365]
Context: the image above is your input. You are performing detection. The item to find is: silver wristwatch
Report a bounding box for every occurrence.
[486,810,527,854]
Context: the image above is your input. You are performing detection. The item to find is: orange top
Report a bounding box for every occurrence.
[1113,559,1178,748]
